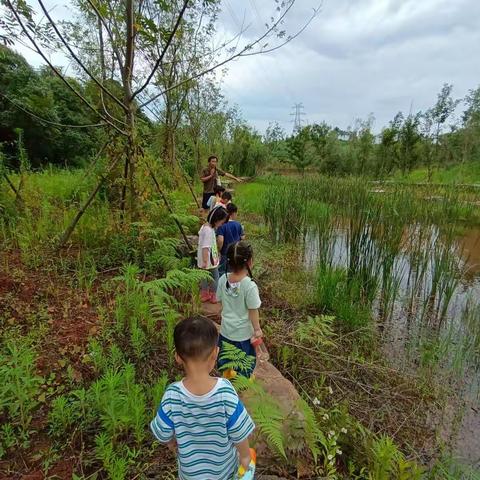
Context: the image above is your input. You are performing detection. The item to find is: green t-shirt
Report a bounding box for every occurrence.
[217,274,262,342]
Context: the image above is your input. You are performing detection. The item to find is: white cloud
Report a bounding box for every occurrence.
[220,0,480,133]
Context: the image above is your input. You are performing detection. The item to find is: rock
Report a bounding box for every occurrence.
[200,302,222,324]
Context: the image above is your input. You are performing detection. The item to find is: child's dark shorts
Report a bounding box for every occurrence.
[202,192,214,209]
[217,334,256,378]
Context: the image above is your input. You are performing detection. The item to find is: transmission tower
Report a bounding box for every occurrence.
[290,103,306,132]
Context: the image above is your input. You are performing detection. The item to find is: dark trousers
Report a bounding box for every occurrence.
[202,192,214,210]
[217,334,256,378]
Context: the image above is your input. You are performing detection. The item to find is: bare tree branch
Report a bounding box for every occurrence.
[3,0,128,136]
[37,0,127,113]
[131,0,189,100]
[85,0,125,70]
[139,2,321,109]
[0,92,106,129]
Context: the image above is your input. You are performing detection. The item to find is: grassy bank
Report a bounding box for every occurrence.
[1,169,479,479]
[392,161,480,185]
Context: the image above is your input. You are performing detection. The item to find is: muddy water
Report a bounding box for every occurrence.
[303,224,480,469]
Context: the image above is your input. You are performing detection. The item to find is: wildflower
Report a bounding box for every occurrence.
[313,397,321,406]
[337,449,342,455]
[323,413,329,420]
[340,427,347,434]
[327,386,333,394]
[328,430,335,438]
[327,454,333,460]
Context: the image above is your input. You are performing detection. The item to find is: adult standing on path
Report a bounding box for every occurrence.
[200,155,241,212]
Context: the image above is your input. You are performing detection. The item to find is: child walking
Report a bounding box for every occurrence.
[206,185,225,212]
[198,207,228,303]
[217,203,245,277]
[151,316,255,480]
[216,241,262,378]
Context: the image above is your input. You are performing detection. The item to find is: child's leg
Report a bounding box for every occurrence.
[208,267,220,302]
[200,270,211,302]
[211,267,219,293]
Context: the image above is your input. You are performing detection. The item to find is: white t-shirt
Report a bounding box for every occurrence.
[217,274,262,341]
[197,224,219,269]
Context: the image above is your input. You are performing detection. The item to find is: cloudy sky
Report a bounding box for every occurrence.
[218,0,480,133]
[10,0,480,134]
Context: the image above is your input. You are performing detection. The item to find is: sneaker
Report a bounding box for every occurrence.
[222,369,237,380]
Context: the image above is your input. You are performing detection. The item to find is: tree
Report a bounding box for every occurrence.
[398,114,421,174]
[0,46,100,168]
[461,85,480,163]
[424,83,460,179]
[1,0,319,244]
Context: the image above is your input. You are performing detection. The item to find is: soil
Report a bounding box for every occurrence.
[0,249,102,479]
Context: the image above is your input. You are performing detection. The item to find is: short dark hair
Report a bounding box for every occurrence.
[226,203,238,215]
[207,205,228,226]
[226,241,253,273]
[208,155,218,163]
[221,191,232,202]
[174,316,218,361]
[213,185,225,195]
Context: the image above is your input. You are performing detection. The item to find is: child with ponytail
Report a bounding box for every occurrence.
[216,241,262,378]
[197,207,229,303]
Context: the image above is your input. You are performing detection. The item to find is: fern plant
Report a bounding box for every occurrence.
[0,339,43,450]
[232,375,287,459]
[218,342,256,376]
[295,315,337,349]
[369,434,402,480]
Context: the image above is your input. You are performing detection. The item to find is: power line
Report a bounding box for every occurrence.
[290,102,306,132]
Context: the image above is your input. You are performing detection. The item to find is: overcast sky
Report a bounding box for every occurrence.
[11,0,480,135]
[218,0,480,134]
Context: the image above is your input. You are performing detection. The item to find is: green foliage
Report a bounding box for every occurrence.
[218,342,256,376]
[295,315,337,349]
[0,46,101,168]
[0,339,43,454]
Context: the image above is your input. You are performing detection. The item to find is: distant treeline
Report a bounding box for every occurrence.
[2,44,479,178]
[265,83,480,178]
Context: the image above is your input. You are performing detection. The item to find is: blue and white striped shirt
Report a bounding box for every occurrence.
[151,378,255,480]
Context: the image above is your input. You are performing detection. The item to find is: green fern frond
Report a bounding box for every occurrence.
[295,315,337,348]
[296,398,324,463]
[249,395,287,459]
[218,342,256,374]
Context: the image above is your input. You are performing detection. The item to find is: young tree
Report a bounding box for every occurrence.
[1,0,319,244]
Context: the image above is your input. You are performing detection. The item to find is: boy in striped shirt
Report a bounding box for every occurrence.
[151,315,255,480]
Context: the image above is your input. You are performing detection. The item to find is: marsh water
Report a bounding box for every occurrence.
[302,222,480,468]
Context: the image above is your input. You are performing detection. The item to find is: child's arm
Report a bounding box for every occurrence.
[202,247,209,268]
[217,234,224,252]
[235,438,252,471]
[248,309,262,337]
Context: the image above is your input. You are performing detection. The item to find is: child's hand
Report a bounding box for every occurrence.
[253,328,263,338]
[239,452,251,471]
[167,439,177,453]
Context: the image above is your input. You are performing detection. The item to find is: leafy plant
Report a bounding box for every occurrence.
[0,339,43,451]
[218,342,256,376]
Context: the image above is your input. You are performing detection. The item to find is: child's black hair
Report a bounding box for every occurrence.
[226,241,253,278]
[207,205,228,226]
[226,203,238,215]
[213,185,225,195]
[208,155,218,163]
[174,316,218,361]
[221,191,232,202]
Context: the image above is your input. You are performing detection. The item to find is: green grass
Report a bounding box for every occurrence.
[234,180,268,214]
[393,161,480,185]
